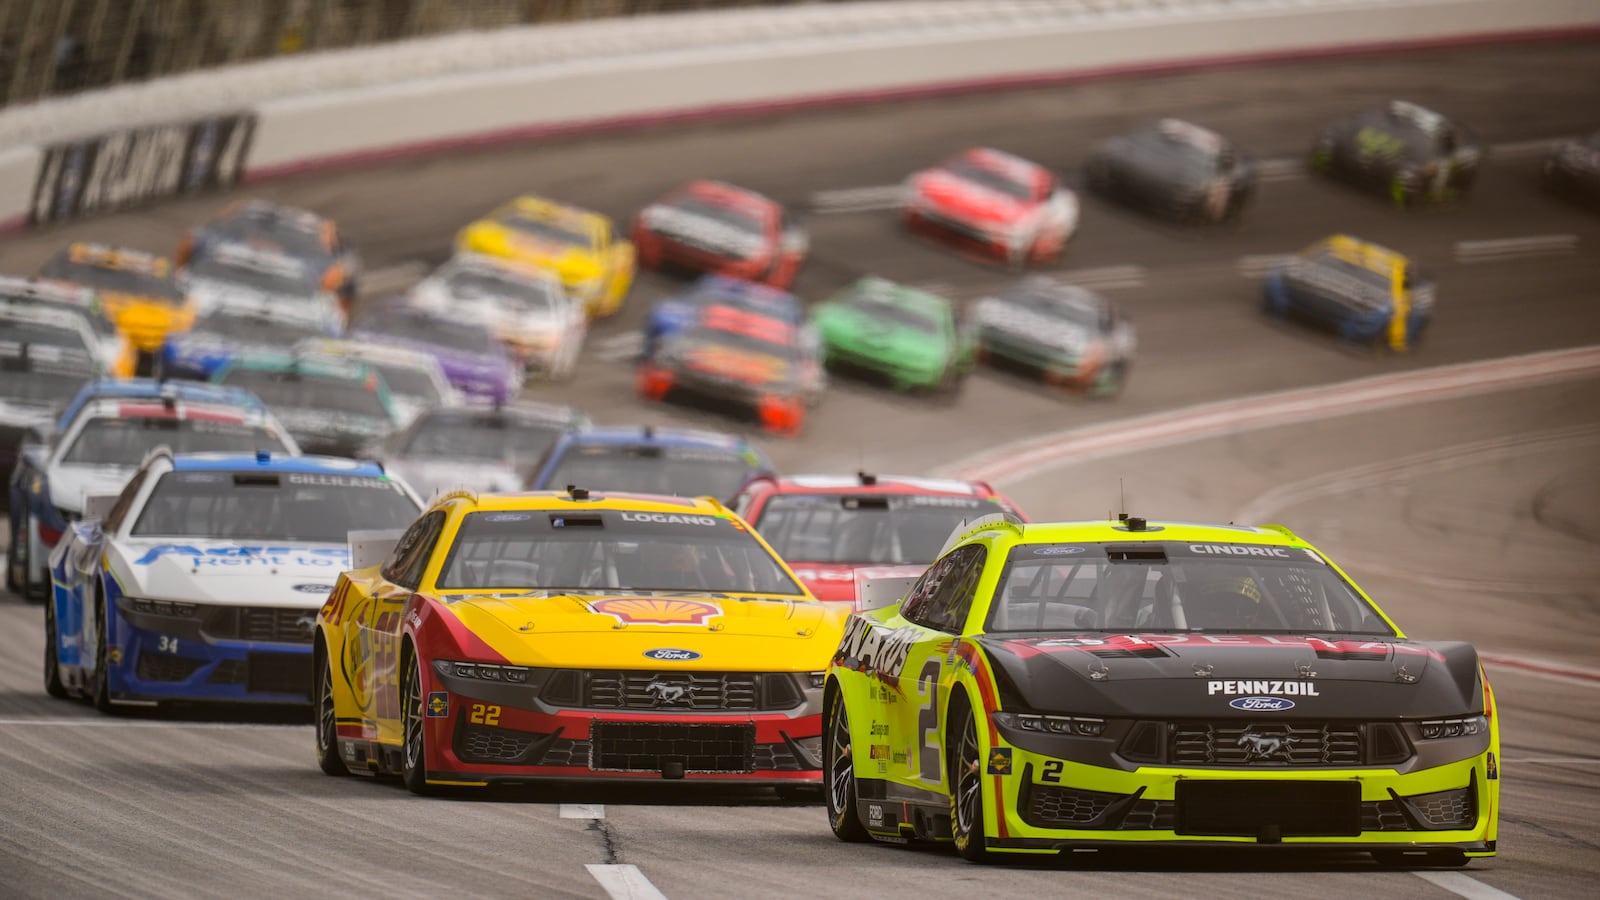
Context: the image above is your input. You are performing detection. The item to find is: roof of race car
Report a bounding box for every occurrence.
[77,397,260,424]
[754,473,992,496]
[56,378,264,428]
[295,338,446,370]
[168,451,386,476]
[430,488,730,516]
[954,517,1305,549]
[0,275,95,305]
[672,179,776,212]
[1301,234,1408,275]
[565,425,761,451]
[501,194,607,229]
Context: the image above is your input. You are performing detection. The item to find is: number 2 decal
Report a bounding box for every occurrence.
[1040,760,1064,784]
[916,658,941,783]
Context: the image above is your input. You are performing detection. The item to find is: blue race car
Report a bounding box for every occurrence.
[8,379,295,602]
[525,424,775,504]
[1262,234,1435,351]
[45,450,421,711]
[643,274,805,359]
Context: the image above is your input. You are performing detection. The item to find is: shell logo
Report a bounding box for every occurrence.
[590,597,721,626]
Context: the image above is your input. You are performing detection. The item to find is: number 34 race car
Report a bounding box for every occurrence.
[313,488,849,794]
[825,516,1499,866]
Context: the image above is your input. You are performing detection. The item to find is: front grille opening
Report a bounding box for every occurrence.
[1400,785,1476,829]
[1120,721,1164,763]
[246,652,310,697]
[137,652,204,683]
[1171,721,1364,766]
[202,607,317,644]
[1024,781,1127,828]
[1366,722,1412,765]
[1177,780,1361,837]
[552,670,800,712]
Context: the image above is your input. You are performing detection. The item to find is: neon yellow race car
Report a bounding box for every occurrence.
[455,194,635,318]
[314,487,847,795]
[825,515,1499,866]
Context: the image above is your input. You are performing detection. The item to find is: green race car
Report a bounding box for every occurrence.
[811,277,973,393]
[825,515,1500,866]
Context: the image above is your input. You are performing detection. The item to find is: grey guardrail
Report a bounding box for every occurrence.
[4,0,1599,231]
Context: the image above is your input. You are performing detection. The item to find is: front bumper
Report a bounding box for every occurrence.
[107,601,314,705]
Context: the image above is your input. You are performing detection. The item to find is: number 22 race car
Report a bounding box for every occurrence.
[825,516,1498,866]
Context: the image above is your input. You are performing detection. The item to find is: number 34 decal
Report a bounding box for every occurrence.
[469,704,501,726]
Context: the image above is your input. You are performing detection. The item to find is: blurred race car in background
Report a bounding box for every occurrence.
[347,297,524,405]
[46,450,421,712]
[825,516,1499,867]
[638,299,821,436]
[643,275,809,359]
[410,253,586,380]
[732,472,1025,602]
[1263,234,1434,351]
[456,194,635,318]
[179,199,361,311]
[295,338,461,428]
[972,276,1135,396]
[0,341,101,486]
[211,351,400,457]
[0,276,125,376]
[312,487,841,795]
[1082,119,1256,224]
[1311,100,1482,206]
[0,302,102,365]
[161,294,339,380]
[1541,130,1600,209]
[633,179,809,288]
[527,425,774,504]
[904,147,1079,265]
[8,380,295,601]
[366,400,587,499]
[40,243,195,377]
[811,277,974,395]
[178,240,345,331]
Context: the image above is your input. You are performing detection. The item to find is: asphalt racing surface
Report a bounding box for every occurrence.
[2,38,1599,899]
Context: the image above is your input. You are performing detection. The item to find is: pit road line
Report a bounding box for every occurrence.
[561,803,605,819]
[587,864,669,900]
[1414,871,1521,900]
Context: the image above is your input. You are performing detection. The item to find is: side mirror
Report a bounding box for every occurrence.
[81,493,120,523]
[853,566,926,613]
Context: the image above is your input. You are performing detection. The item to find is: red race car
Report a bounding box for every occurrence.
[633,180,808,289]
[903,147,1079,266]
[732,472,1027,602]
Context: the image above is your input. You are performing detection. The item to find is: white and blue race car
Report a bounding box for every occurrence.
[46,449,422,711]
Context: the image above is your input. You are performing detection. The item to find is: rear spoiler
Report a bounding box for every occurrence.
[348,529,404,571]
[852,565,926,613]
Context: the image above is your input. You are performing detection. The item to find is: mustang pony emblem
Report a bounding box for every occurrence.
[1236,732,1296,762]
[644,681,690,706]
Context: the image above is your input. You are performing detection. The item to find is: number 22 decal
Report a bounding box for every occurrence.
[916,658,941,783]
[469,704,501,726]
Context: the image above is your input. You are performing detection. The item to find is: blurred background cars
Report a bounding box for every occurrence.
[39,243,193,377]
[295,338,460,428]
[972,276,1135,396]
[811,277,974,396]
[1082,118,1256,224]
[456,194,635,318]
[366,400,586,499]
[178,199,361,312]
[1542,129,1600,209]
[1263,234,1434,351]
[1311,100,1482,206]
[633,179,809,288]
[904,147,1078,265]
[210,351,399,457]
[409,253,586,380]
[346,296,523,405]
[526,425,773,504]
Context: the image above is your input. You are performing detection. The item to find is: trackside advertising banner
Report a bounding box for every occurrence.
[28,113,254,225]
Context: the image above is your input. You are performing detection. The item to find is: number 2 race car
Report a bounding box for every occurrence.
[313,488,848,794]
[825,516,1499,866]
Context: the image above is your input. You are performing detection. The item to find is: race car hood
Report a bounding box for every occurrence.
[639,204,765,258]
[108,539,348,607]
[674,342,793,387]
[386,458,522,501]
[184,277,276,316]
[48,464,137,514]
[0,397,55,430]
[440,591,843,670]
[976,633,1484,719]
[273,406,391,444]
[911,170,1027,225]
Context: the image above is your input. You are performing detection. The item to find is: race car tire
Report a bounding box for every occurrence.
[23,514,48,603]
[6,505,26,594]
[824,686,871,843]
[43,595,67,699]
[1091,361,1128,399]
[91,592,118,715]
[401,649,437,795]
[1372,849,1469,868]
[933,365,966,404]
[314,642,349,776]
[950,697,991,862]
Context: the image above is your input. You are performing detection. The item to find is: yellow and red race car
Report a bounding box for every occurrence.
[314,487,847,795]
[39,243,194,377]
[455,194,635,319]
[825,515,1499,867]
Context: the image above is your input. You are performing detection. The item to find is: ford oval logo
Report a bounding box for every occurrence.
[293,583,335,594]
[1230,696,1296,712]
[644,648,701,662]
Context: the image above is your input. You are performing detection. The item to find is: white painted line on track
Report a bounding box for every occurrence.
[940,344,1600,486]
[0,718,299,727]
[1490,137,1570,157]
[1236,253,1296,278]
[1413,871,1520,900]
[560,803,605,819]
[1454,234,1577,264]
[1253,157,1304,183]
[1058,264,1146,290]
[591,330,644,362]
[809,184,907,213]
[587,864,668,900]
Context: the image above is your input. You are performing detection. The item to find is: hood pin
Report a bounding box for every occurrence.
[1192,663,1214,677]
[1087,661,1110,682]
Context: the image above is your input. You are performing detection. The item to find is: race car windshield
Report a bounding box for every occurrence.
[445,268,562,313]
[207,215,329,259]
[1004,289,1102,328]
[131,470,417,541]
[0,321,91,354]
[41,260,185,305]
[436,509,802,595]
[1128,130,1220,179]
[544,445,754,501]
[944,158,1032,200]
[356,312,497,354]
[195,311,326,345]
[676,325,794,360]
[755,494,990,564]
[843,291,941,334]
[0,367,94,406]
[369,362,441,402]
[503,213,594,249]
[399,415,566,462]
[220,369,389,419]
[667,197,764,233]
[987,542,1396,636]
[185,255,317,300]
[61,417,290,466]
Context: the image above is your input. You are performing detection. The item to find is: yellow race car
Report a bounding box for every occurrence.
[39,243,194,377]
[456,195,635,318]
[826,515,1499,867]
[313,487,847,796]
[1263,234,1435,351]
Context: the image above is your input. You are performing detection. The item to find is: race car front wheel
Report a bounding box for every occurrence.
[825,687,870,842]
[401,650,436,795]
[315,643,348,777]
[43,595,67,699]
[92,593,117,715]
[950,701,990,862]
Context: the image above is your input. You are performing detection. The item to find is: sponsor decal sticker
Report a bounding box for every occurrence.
[426,692,449,717]
[834,617,920,680]
[592,597,720,626]
[483,512,531,523]
[986,747,1013,775]
[1207,680,1320,696]
[133,544,350,567]
[1190,544,1292,559]
[618,511,718,526]
[643,648,702,662]
[1230,697,1297,711]
[1487,751,1498,780]
[293,583,335,594]
[869,744,890,760]
[867,804,884,826]
[1033,545,1087,556]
